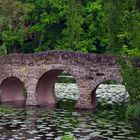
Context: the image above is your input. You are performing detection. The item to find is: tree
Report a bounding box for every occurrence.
[0,0,34,53]
[81,0,108,53]
[57,0,84,51]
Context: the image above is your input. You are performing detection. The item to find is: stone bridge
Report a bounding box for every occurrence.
[0,51,121,109]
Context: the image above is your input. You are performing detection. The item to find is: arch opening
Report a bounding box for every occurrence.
[91,80,128,109]
[36,70,80,109]
[0,77,27,105]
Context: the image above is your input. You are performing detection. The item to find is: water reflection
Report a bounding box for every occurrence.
[0,101,140,140]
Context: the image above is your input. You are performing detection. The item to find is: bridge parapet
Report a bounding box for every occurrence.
[0,51,117,67]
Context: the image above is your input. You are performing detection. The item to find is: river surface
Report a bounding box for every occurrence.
[0,101,140,140]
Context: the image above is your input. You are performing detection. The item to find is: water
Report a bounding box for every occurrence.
[0,101,140,140]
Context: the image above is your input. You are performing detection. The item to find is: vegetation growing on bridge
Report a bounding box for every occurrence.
[0,0,140,120]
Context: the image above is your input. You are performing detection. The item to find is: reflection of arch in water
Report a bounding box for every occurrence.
[36,69,80,107]
[0,76,27,104]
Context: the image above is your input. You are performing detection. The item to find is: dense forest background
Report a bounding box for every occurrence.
[0,0,140,119]
[0,0,140,55]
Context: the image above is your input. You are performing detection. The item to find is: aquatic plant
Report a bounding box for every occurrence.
[61,134,74,140]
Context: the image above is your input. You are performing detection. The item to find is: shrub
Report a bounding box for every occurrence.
[0,43,7,55]
[121,58,140,103]
[126,103,140,120]
[120,56,140,120]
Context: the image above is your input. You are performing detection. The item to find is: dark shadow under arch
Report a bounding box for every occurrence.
[36,69,79,107]
[0,77,26,104]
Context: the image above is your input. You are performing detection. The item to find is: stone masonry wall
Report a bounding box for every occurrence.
[0,51,122,109]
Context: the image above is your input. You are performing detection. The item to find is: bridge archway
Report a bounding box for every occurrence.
[91,79,126,108]
[36,69,80,107]
[0,77,26,104]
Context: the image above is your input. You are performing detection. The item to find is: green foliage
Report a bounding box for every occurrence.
[104,0,140,121]
[0,43,7,55]
[24,90,28,98]
[121,60,140,103]
[122,46,140,57]
[104,0,140,54]
[0,0,139,54]
[56,72,76,83]
[56,0,84,51]
[104,0,124,53]
[0,105,17,115]
[126,103,140,120]
[0,0,34,53]
[57,99,76,111]
[119,0,140,55]
[122,56,140,120]
[56,76,76,83]
[82,0,108,53]
[0,0,109,53]
[61,134,74,140]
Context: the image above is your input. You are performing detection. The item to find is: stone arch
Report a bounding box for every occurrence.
[36,64,80,84]
[0,76,27,103]
[91,79,121,94]
[35,68,81,107]
[91,78,124,108]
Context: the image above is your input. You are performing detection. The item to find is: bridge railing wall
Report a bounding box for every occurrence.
[0,51,117,67]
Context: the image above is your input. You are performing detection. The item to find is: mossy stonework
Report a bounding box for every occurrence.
[0,51,121,109]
